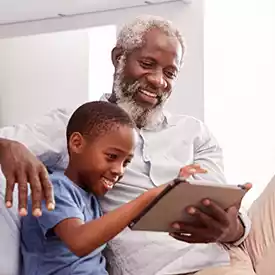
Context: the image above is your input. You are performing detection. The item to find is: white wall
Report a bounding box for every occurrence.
[0,30,89,126]
[0,1,203,126]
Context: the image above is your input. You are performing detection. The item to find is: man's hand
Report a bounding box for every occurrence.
[0,138,55,216]
[170,183,252,244]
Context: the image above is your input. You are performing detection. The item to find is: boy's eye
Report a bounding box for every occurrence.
[123,159,132,167]
[106,153,117,160]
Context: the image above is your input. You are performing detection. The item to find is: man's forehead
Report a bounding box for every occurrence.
[138,28,182,67]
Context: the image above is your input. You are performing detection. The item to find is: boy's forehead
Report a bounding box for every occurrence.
[96,126,136,152]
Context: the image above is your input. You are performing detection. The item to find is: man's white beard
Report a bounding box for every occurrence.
[117,100,165,129]
[113,55,168,129]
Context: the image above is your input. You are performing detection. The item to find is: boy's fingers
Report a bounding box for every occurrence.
[188,168,197,173]
[179,165,207,177]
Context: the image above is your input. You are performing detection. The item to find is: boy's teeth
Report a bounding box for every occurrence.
[103,178,114,189]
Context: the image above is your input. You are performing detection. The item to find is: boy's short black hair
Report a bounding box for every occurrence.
[66,101,135,143]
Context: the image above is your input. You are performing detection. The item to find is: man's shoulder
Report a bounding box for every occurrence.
[163,112,217,144]
[165,112,207,130]
[35,107,74,126]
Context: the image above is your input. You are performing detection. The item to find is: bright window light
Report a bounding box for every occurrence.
[88,25,117,101]
[204,0,275,208]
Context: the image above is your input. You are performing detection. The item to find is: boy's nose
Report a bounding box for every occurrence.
[110,164,124,177]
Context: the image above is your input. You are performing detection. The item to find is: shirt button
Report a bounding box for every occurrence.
[144,155,150,161]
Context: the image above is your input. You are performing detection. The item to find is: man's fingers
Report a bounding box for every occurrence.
[169,232,194,243]
[28,170,42,217]
[172,222,209,237]
[200,199,230,225]
[17,171,29,216]
[238,182,253,192]
[40,169,55,211]
[5,175,15,208]
[186,206,221,229]
[169,232,212,244]
[226,205,239,218]
[0,140,51,214]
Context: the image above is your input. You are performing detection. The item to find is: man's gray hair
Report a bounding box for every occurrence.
[116,15,185,66]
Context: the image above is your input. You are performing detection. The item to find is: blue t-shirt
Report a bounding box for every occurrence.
[21,172,108,275]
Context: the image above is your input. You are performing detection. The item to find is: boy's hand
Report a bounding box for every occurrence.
[178,164,207,179]
[150,164,207,198]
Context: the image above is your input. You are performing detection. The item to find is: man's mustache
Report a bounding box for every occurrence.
[127,82,164,101]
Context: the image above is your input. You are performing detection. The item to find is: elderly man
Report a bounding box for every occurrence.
[0,15,274,275]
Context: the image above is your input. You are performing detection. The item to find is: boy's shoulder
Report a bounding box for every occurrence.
[49,171,73,187]
[49,172,75,193]
[49,172,89,206]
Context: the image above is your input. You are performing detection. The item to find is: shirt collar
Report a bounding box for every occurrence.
[99,93,176,128]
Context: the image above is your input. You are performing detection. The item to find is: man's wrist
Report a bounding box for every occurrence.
[227,216,245,244]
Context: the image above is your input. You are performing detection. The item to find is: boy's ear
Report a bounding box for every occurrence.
[69,132,85,154]
[111,47,124,67]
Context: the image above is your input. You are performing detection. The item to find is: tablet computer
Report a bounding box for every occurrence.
[129,178,247,232]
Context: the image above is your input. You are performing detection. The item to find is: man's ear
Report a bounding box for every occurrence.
[69,132,85,154]
[111,47,123,67]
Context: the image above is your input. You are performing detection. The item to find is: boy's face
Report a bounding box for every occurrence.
[70,125,136,196]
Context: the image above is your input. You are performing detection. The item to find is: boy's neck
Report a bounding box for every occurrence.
[64,163,84,189]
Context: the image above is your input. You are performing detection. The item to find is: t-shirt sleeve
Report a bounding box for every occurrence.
[37,178,84,236]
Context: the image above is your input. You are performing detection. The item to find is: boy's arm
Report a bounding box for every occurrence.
[54,168,202,257]
[53,187,163,257]
[0,108,72,214]
[40,168,199,257]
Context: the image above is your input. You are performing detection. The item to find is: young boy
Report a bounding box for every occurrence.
[21,101,205,275]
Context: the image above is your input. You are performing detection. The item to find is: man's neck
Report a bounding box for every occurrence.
[106,93,142,128]
[108,93,117,104]
[105,93,165,130]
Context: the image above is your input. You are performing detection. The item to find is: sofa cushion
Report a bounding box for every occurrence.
[0,171,21,275]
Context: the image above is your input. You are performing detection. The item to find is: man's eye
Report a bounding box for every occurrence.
[165,71,176,79]
[140,61,153,68]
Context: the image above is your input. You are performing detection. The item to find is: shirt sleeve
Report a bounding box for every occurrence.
[193,122,226,184]
[193,121,251,245]
[0,108,72,169]
[37,178,84,236]
[232,208,251,245]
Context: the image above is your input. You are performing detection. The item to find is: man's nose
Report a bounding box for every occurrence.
[146,71,167,90]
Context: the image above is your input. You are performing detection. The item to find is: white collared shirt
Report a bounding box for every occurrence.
[0,94,250,275]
